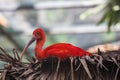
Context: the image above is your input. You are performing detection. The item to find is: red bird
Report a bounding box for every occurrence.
[20,28,91,60]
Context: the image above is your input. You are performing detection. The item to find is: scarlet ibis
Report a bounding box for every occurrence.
[20,28,91,60]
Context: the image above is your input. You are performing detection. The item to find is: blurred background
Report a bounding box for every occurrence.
[0,0,120,62]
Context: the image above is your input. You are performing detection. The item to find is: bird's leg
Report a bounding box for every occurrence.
[70,57,74,80]
[53,58,61,80]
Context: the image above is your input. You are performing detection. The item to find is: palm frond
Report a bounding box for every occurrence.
[0,47,120,80]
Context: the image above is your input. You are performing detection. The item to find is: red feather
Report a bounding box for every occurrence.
[33,28,91,59]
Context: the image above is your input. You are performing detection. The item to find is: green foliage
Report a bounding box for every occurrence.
[98,0,120,31]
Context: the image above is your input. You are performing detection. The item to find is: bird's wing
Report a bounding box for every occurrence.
[44,47,70,58]
[43,43,90,58]
[43,43,80,58]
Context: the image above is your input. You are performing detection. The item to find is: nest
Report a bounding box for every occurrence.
[0,48,120,80]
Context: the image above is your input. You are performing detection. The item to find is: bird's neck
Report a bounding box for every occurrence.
[36,39,45,50]
[35,38,45,59]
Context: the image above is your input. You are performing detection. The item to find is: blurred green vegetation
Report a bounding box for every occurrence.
[80,0,120,31]
[98,0,120,31]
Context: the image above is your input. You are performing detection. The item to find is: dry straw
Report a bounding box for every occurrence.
[0,47,120,80]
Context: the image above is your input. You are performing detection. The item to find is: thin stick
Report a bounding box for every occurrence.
[114,68,119,80]
[79,58,92,79]
[95,57,108,71]
[53,58,61,80]
[70,57,74,80]
[2,70,7,80]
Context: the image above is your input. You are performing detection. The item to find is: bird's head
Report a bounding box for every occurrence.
[32,28,45,40]
[20,28,45,61]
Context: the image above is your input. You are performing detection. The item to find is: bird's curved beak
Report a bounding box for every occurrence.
[20,36,35,62]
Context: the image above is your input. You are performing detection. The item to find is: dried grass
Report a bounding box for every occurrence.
[0,47,120,80]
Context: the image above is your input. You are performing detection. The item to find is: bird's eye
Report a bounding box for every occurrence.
[35,32,41,39]
[37,32,40,35]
